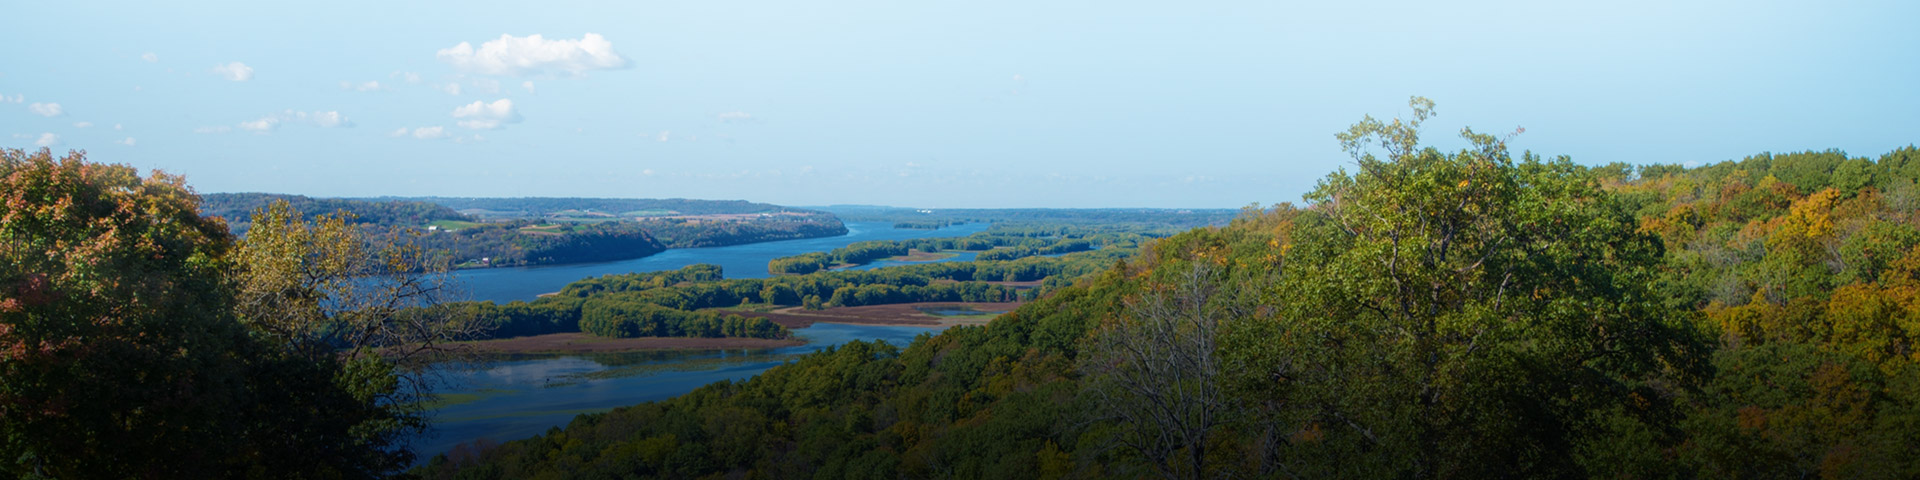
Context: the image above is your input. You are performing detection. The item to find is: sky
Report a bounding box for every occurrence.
[4,1,1917,208]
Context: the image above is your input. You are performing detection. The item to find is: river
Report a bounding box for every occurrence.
[417,222,986,460]
[453,221,990,303]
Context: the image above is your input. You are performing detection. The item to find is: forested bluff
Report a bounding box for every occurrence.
[200,193,849,268]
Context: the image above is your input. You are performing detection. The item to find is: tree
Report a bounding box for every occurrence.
[1,149,464,478]
[1,148,264,478]
[1220,98,1709,478]
[231,200,486,463]
[1082,261,1255,480]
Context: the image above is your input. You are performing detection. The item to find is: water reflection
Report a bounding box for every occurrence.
[415,323,944,460]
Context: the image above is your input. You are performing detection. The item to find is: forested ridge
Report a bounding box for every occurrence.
[198,193,848,268]
[418,103,1920,479]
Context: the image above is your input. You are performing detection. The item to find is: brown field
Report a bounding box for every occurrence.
[447,301,1019,354]
[730,301,1024,329]
[886,249,957,262]
[452,332,803,354]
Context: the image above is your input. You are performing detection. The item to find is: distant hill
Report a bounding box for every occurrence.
[199,193,467,232]
[370,197,811,219]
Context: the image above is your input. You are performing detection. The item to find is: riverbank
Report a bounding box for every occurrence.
[445,301,1017,354]
[452,332,804,354]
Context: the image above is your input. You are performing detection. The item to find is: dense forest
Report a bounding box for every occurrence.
[417,104,1920,479]
[5,149,476,477]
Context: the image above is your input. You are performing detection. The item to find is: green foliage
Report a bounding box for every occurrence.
[1,149,418,478]
[407,110,1920,479]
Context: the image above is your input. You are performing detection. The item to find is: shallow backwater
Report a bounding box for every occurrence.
[416,323,943,460]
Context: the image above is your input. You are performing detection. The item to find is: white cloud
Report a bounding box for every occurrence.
[116,137,136,146]
[1,94,23,103]
[341,80,382,91]
[238,117,278,132]
[141,52,158,63]
[389,127,410,137]
[440,83,462,95]
[33,133,60,147]
[309,111,347,128]
[412,126,448,139]
[194,126,232,134]
[657,130,670,142]
[391,71,422,84]
[450,99,520,129]
[522,81,535,93]
[212,62,254,81]
[73,121,92,128]
[113,124,123,130]
[436,33,627,76]
[642,168,655,176]
[236,110,352,133]
[28,102,63,117]
[717,111,753,123]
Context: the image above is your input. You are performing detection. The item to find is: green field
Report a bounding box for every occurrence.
[427,219,484,231]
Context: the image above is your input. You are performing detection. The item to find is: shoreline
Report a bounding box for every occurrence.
[448,301,1021,355]
[452,333,804,354]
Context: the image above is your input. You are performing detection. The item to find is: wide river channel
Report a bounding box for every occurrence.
[417,222,990,460]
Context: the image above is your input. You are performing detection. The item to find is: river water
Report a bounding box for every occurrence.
[416,323,943,460]
[417,222,986,460]
[453,221,990,303]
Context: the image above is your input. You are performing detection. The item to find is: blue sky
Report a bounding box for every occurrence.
[4,1,1916,208]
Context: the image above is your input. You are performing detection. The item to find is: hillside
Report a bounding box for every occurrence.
[418,140,1920,477]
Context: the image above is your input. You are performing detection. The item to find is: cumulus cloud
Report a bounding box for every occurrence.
[656,130,671,142]
[717,111,753,123]
[436,33,627,76]
[73,121,92,128]
[212,62,254,81]
[412,126,448,139]
[440,83,462,95]
[238,118,277,132]
[450,99,520,129]
[141,52,158,63]
[341,80,382,91]
[391,71,422,84]
[28,102,63,117]
[522,81,535,93]
[33,133,60,147]
[236,110,353,133]
[0,94,21,103]
[116,137,136,146]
